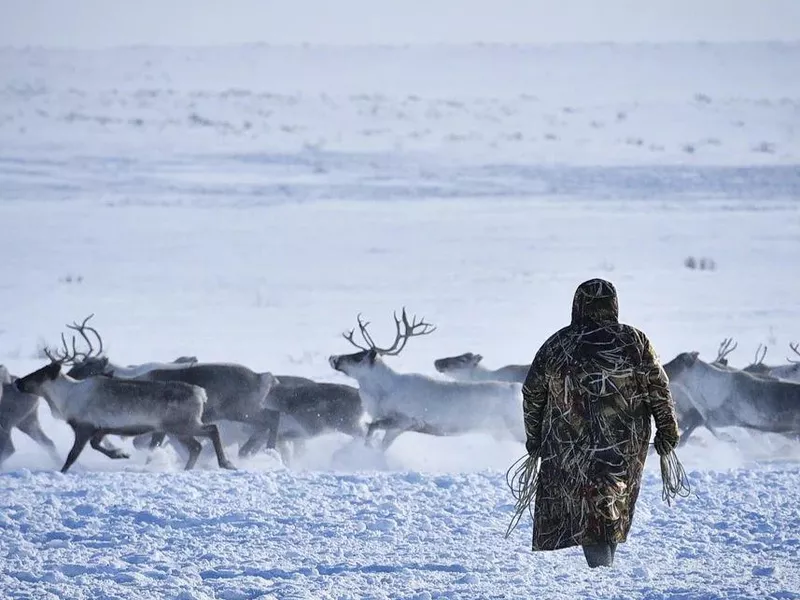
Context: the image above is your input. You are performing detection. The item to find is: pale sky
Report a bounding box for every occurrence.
[1,0,799,47]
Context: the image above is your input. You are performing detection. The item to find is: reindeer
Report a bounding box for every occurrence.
[771,342,800,382]
[433,352,529,383]
[741,343,800,382]
[14,331,237,473]
[663,351,800,447]
[328,308,525,451]
[0,365,61,467]
[254,379,365,459]
[660,338,740,444]
[200,378,367,465]
[105,363,282,459]
[706,338,800,382]
[73,347,365,464]
[60,318,283,458]
[669,338,788,444]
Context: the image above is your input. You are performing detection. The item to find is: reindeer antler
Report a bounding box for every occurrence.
[65,313,104,359]
[751,344,768,367]
[342,307,437,356]
[43,314,103,365]
[788,342,800,364]
[43,332,79,364]
[343,313,376,352]
[715,338,738,364]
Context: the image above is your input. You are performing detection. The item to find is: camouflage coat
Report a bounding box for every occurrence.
[522,279,679,551]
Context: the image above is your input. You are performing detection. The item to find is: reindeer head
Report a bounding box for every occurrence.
[66,356,111,380]
[173,355,198,365]
[329,308,436,377]
[742,344,770,374]
[16,362,62,395]
[329,348,379,376]
[662,351,700,380]
[433,352,483,374]
[712,337,737,366]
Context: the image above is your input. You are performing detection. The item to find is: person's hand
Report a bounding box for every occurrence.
[654,429,678,456]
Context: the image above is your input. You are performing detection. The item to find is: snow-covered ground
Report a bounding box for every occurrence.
[2,467,799,600]
[1,35,799,599]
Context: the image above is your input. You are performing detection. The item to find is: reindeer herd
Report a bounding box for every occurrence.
[1,312,799,474]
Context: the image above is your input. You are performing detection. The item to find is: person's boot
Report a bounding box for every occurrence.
[582,543,614,568]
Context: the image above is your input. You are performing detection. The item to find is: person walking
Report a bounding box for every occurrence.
[512,278,683,568]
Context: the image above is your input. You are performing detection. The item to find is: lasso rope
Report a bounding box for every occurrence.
[504,452,541,538]
[659,449,691,506]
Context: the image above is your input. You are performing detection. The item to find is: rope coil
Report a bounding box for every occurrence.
[504,453,541,538]
[659,449,691,506]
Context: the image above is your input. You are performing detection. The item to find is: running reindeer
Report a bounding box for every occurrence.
[329,308,525,450]
[14,319,237,473]
[1,365,61,467]
[668,337,741,442]
[64,318,282,459]
[741,343,800,382]
[198,377,367,466]
[707,337,800,382]
[66,318,362,463]
[433,352,529,383]
[663,350,800,447]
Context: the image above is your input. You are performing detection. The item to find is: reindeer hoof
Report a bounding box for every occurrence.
[221,460,237,470]
[109,450,130,460]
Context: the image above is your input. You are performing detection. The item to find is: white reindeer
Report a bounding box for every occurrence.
[433,352,529,383]
[328,309,525,451]
[15,336,236,473]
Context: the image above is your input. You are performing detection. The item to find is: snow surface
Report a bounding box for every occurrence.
[1,36,800,599]
[2,467,799,600]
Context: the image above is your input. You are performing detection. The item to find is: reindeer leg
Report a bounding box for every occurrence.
[16,413,60,464]
[676,410,704,448]
[148,432,167,451]
[703,422,736,444]
[197,424,236,470]
[0,427,15,466]
[89,431,129,460]
[61,422,95,473]
[263,409,281,450]
[366,418,396,447]
[175,436,203,470]
[238,410,282,457]
[380,428,406,452]
[239,428,270,458]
